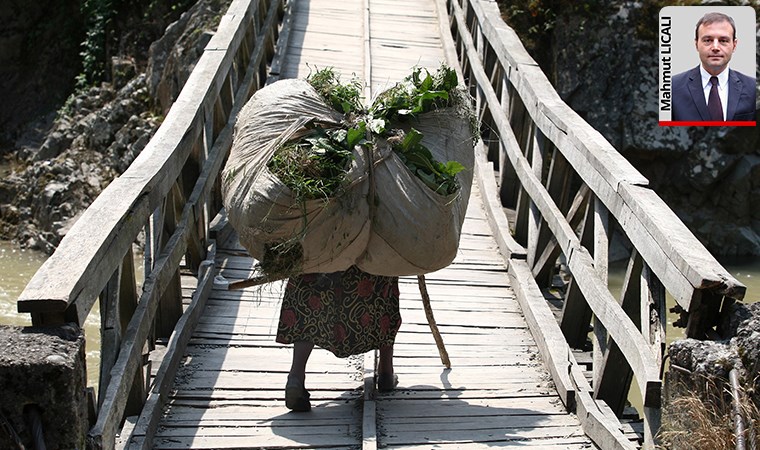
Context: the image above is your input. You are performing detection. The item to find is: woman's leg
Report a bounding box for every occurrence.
[378,344,394,375]
[286,341,313,411]
[377,344,398,392]
[289,341,314,383]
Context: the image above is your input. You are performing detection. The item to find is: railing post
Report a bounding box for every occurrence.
[526,128,543,268]
[99,247,146,418]
[595,249,642,415]
[512,118,535,245]
[532,146,571,286]
[153,183,184,339]
[641,263,665,449]
[560,199,594,348]
[685,290,724,339]
[592,197,609,389]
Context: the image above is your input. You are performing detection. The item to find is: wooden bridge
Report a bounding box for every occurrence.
[14,0,747,448]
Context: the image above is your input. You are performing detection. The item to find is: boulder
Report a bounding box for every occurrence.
[666,301,760,411]
[0,324,88,450]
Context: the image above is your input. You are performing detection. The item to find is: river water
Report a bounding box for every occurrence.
[0,240,103,386]
[0,239,758,397]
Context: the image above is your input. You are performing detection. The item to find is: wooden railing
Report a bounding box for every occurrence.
[13,0,748,448]
[16,0,285,448]
[442,0,746,447]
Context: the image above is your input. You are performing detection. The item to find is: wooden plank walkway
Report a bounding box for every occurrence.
[375,185,595,449]
[146,0,597,447]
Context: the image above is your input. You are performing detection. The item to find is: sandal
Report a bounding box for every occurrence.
[285,376,311,412]
[377,373,399,392]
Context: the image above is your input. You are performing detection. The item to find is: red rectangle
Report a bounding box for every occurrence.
[659,121,757,127]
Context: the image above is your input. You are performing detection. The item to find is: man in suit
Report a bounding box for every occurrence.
[671,12,756,122]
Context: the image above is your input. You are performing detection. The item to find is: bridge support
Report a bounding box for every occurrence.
[0,324,88,449]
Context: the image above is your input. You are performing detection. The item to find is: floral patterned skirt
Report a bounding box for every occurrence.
[276,266,402,358]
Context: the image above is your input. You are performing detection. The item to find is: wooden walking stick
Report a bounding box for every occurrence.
[417,274,451,369]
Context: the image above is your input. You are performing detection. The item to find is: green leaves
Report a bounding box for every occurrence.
[275,65,467,201]
[346,122,368,148]
[401,128,424,151]
[307,67,364,116]
[441,160,466,177]
[369,65,459,124]
[394,128,463,196]
[268,126,355,201]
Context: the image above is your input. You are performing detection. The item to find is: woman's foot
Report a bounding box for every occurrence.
[285,375,311,412]
[377,373,399,392]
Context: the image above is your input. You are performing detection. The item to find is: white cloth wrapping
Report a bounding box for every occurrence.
[222,79,474,276]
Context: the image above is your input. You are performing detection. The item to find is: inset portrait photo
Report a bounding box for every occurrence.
[658,6,756,126]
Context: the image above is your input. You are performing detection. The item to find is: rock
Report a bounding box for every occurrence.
[0,0,232,254]
[36,131,70,161]
[111,56,137,89]
[668,339,739,381]
[0,75,157,252]
[0,324,87,450]
[666,301,760,413]
[147,0,230,113]
[0,1,84,155]
[729,302,760,405]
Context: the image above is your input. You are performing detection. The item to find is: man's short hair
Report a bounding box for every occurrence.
[695,12,737,40]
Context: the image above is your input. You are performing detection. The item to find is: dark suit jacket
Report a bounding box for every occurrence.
[671,66,756,122]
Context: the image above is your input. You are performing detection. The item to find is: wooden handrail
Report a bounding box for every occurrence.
[453,0,745,309]
[444,0,746,446]
[447,0,661,407]
[11,0,748,447]
[17,0,282,325]
[15,0,284,449]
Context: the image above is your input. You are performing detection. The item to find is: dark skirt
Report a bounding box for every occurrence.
[276,266,402,358]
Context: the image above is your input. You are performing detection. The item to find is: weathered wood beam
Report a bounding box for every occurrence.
[450,0,662,409]
[568,356,639,450]
[87,223,189,450]
[532,184,589,287]
[531,144,570,286]
[619,184,745,306]
[154,183,184,339]
[526,129,543,268]
[266,0,296,82]
[473,144,526,259]
[498,83,521,208]
[508,260,575,409]
[595,250,643,416]
[98,248,145,418]
[560,201,594,348]
[592,198,610,389]
[458,0,745,310]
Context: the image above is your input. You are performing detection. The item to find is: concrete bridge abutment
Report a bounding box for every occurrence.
[0,324,88,450]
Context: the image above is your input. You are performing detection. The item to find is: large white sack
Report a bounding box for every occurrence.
[222,79,372,274]
[222,78,474,277]
[357,108,475,275]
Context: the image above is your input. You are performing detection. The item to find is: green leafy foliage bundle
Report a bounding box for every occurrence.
[267,65,471,201]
